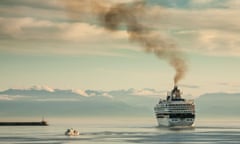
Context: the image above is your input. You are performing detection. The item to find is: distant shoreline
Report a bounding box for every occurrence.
[0,121,48,126]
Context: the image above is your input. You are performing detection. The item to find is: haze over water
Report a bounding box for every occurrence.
[0,117,240,144]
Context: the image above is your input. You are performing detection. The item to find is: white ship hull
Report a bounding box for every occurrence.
[156,117,194,127]
[156,117,169,127]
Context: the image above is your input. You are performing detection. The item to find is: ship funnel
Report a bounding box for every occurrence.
[171,85,181,99]
[172,85,179,92]
[174,85,178,89]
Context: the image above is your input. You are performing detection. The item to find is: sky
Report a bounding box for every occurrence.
[0,0,240,97]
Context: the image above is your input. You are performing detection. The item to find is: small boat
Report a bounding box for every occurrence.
[65,128,79,136]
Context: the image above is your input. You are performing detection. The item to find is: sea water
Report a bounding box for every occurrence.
[0,117,239,144]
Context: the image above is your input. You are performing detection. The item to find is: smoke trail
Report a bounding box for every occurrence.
[62,0,187,84]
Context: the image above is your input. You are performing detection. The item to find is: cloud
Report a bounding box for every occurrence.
[59,22,128,42]
[0,16,128,41]
[0,17,131,56]
[189,0,225,8]
[191,0,214,4]
[29,85,55,92]
[195,29,240,56]
[71,89,89,97]
[35,98,79,102]
[77,2,240,57]
[155,8,240,56]
[102,92,113,98]
[0,17,56,40]
[225,0,240,9]
[0,0,61,9]
[0,0,86,24]
[130,88,163,97]
[217,82,240,88]
[179,84,199,89]
[0,0,240,57]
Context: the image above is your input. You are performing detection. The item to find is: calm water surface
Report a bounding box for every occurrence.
[0,117,239,144]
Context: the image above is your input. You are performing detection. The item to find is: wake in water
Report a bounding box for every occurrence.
[0,119,240,144]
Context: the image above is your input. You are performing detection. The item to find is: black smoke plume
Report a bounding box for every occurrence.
[62,0,187,84]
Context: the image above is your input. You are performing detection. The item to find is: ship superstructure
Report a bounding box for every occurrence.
[154,86,195,127]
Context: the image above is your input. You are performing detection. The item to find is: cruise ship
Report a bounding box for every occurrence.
[154,86,195,127]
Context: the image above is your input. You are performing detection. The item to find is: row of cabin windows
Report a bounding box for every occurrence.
[169,113,195,118]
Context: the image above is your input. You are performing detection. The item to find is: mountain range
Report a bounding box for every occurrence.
[0,86,239,118]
